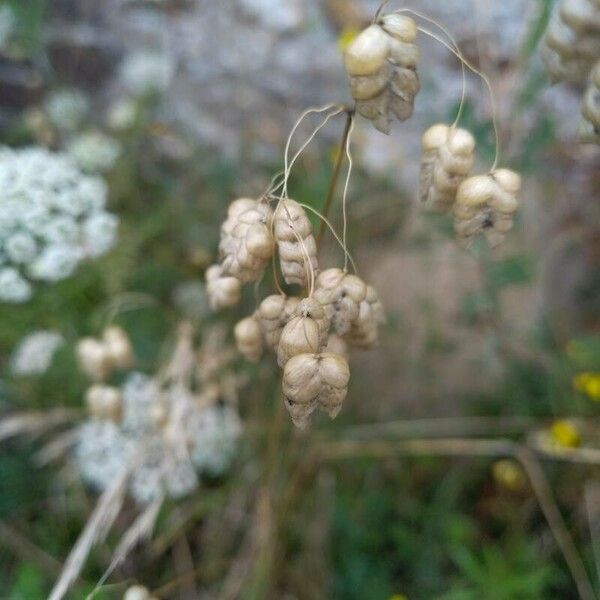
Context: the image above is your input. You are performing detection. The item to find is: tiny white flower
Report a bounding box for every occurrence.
[45,89,89,132]
[28,243,83,282]
[67,131,121,173]
[10,330,65,376]
[82,211,119,257]
[0,267,32,303]
[119,51,174,96]
[4,231,37,264]
[107,98,138,130]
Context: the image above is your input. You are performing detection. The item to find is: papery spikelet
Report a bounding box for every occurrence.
[420,123,476,213]
[578,60,600,144]
[277,297,330,367]
[282,352,350,429]
[345,284,385,349]
[220,199,274,283]
[234,314,264,362]
[454,169,521,247]
[205,264,241,310]
[345,14,420,133]
[77,337,111,380]
[314,268,368,335]
[85,384,122,422]
[274,199,318,288]
[542,0,600,84]
[102,326,134,370]
[257,294,301,350]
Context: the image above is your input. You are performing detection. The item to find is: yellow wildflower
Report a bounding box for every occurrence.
[573,372,600,401]
[338,27,359,53]
[550,420,581,448]
[492,459,526,492]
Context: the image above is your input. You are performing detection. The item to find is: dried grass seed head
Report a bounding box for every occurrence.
[282,352,350,429]
[345,14,420,134]
[578,60,600,144]
[258,293,301,350]
[344,284,385,349]
[205,264,242,310]
[274,199,318,288]
[420,123,476,213]
[102,326,134,370]
[314,268,368,335]
[123,585,158,600]
[77,337,111,381]
[542,0,600,84]
[277,297,330,367]
[220,198,274,283]
[234,313,264,362]
[86,384,122,422]
[454,169,522,246]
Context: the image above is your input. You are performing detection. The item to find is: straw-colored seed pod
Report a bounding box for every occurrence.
[578,61,600,144]
[102,326,134,370]
[85,384,122,421]
[205,264,241,310]
[314,268,368,335]
[277,297,330,367]
[282,352,350,429]
[345,14,420,134]
[345,285,385,349]
[220,200,274,283]
[542,0,600,84]
[257,294,301,350]
[219,198,257,256]
[274,199,318,288]
[234,314,264,362]
[123,586,159,600]
[76,337,111,380]
[454,169,522,247]
[420,123,476,213]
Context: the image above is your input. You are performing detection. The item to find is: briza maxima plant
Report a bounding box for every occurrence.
[207,4,525,428]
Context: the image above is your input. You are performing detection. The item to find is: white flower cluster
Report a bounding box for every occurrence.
[75,372,242,505]
[10,330,65,376]
[45,89,89,132]
[67,131,121,173]
[0,5,16,51]
[119,51,174,96]
[0,146,119,302]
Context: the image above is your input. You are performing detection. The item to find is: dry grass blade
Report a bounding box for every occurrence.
[49,466,130,600]
[34,429,80,467]
[92,495,163,594]
[0,409,80,442]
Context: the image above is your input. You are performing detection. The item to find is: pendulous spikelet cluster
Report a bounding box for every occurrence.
[344,14,420,133]
[211,195,384,428]
[542,0,600,85]
[542,0,600,144]
[418,123,521,246]
[453,169,522,247]
[419,124,476,214]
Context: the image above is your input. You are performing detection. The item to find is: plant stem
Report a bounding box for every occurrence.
[317,109,354,249]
